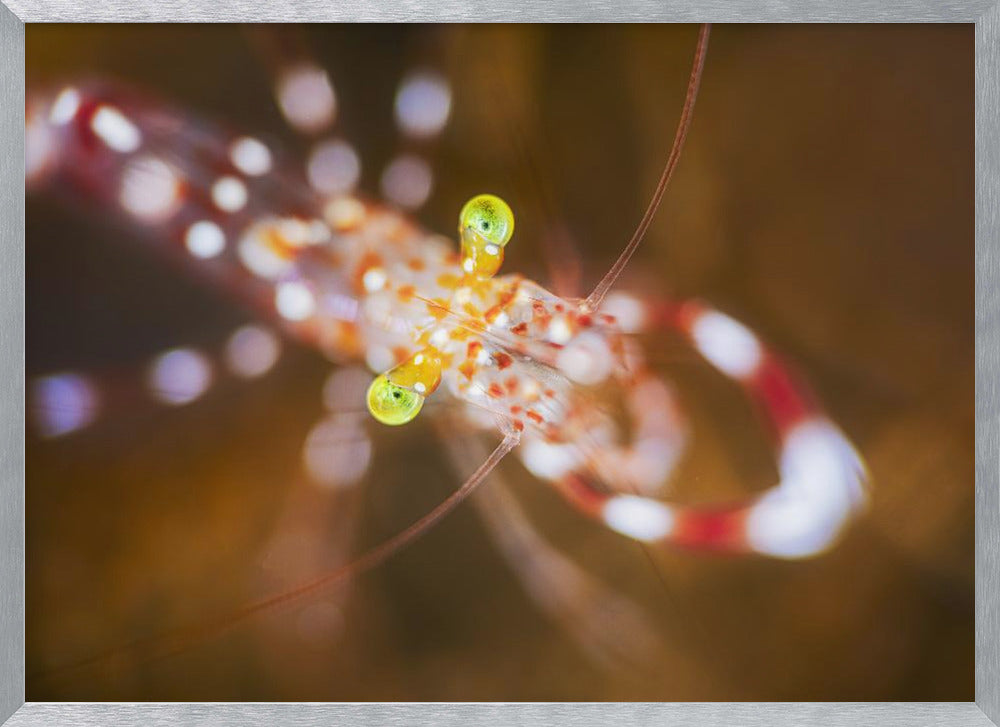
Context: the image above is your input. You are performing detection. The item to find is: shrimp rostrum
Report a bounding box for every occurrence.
[26,24,868,673]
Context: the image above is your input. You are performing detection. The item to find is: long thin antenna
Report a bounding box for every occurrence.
[584,23,711,312]
[34,428,521,686]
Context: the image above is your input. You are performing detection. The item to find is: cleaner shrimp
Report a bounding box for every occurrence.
[26,24,873,699]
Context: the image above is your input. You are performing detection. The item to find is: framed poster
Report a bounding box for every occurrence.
[1,4,996,726]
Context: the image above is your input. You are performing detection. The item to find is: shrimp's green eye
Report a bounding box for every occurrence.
[367,374,425,426]
[459,194,514,247]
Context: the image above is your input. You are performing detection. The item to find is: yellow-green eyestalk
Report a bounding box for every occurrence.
[367,374,425,426]
[459,194,514,280]
[459,194,514,248]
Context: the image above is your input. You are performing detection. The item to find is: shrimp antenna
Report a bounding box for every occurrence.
[584,23,711,312]
[33,427,521,685]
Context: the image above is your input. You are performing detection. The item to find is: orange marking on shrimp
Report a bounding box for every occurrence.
[333,321,363,356]
[261,228,298,261]
[387,219,409,244]
[396,284,416,303]
[353,251,384,293]
[509,405,523,415]
[601,314,617,325]
[577,314,593,327]
[458,360,476,381]
[511,322,529,336]
[487,383,505,399]
[525,410,544,424]
[472,280,495,302]
[467,341,483,359]
[544,389,556,398]
[484,285,519,323]
[407,258,426,272]
[504,376,519,394]
[531,301,553,329]
[426,298,451,321]
[436,273,461,290]
[494,352,513,370]
[512,420,525,432]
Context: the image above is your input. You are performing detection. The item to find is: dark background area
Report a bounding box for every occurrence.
[26,24,973,700]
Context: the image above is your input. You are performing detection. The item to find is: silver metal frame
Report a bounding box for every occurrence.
[2,3,996,725]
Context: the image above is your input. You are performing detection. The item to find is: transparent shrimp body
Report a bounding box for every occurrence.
[26,26,866,571]
[362,194,623,445]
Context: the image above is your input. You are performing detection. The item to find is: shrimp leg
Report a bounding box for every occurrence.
[30,324,283,438]
[537,296,867,558]
[437,413,663,671]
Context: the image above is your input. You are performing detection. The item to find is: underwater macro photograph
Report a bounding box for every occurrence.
[23,23,973,702]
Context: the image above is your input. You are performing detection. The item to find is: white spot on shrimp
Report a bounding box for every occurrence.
[32,373,99,437]
[362,268,387,293]
[548,315,573,345]
[50,87,81,125]
[148,348,212,405]
[745,418,865,558]
[184,220,226,259]
[394,71,451,139]
[277,65,336,134]
[380,154,433,210]
[120,156,182,223]
[364,344,395,374]
[429,328,450,348]
[603,496,675,542]
[225,325,281,379]
[323,196,366,231]
[600,292,647,333]
[275,281,316,321]
[238,223,295,280]
[520,378,541,401]
[520,438,582,481]
[307,139,360,194]
[274,217,324,248]
[690,310,763,380]
[211,176,248,212]
[91,105,141,153]
[556,330,613,385]
[230,136,272,176]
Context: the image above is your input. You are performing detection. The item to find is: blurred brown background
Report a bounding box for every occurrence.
[25,24,973,701]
